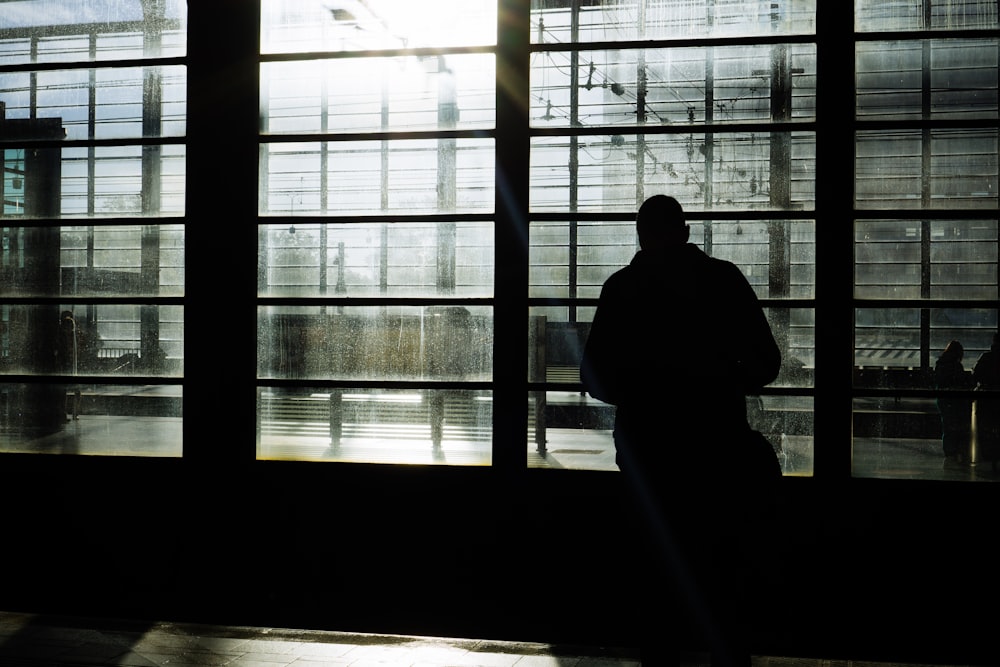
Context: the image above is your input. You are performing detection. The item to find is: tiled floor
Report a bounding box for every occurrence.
[0,612,974,667]
[0,611,640,667]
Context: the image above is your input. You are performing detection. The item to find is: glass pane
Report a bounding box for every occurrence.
[854,396,954,480]
[258,305,493,382]
[527,312,588,385]
[0,225,183,298]
[855,129,999,210]
[855,220,998,300]
[856,0,999,32]
[931,308,997,357]
[750,395,813,476]
[262,55,495,135]
[855,307,998,376]
[259,222,493,298]
[259,139,494,216]
[528,389,813,475]
[530,0,816,42]
[857,40,999,121]
[1,2,186,460]
[258,387,491,465]
[531,45,816,129]
[528,303,813,473]
[768,307,815,386]
[0,304,183,377]
[0,141,186,220]
[853,392,999,482]
[0,0,187,63]
[261,0,497,54]
[850,331,1000,481]
[0,382,181,455]
[854,307,923,370]
[528,390,616,471]
[530,132,815,212]
[530,220,816,299]
[854,220,922,299]
[529,306,813,388]
[529,220,634,299]
[0,66,187,140]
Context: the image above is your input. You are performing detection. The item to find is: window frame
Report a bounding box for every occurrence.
[1,1,996,480]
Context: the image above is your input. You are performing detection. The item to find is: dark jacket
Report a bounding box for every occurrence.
[935,357,973,392]
[974,347,1000,390]
[580,243,781,468]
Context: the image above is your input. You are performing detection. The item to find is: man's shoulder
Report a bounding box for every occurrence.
[602,263,640,289]
[602,245,745,288]
[679,245,747,283]
[689,245,739,270]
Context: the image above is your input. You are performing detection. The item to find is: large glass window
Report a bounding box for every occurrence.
[262,0,1000,481]
[0,0,186,456]
[1,1,996,482]
[852,2,999,480]
[256,0,497,465]
[526,0,818,473]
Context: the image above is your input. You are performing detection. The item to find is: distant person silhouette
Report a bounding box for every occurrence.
[973,332,1000,473]
[580,194,782,667]
[934,340,974,466]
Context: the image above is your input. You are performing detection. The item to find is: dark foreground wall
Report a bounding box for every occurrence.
[1,455,996,666]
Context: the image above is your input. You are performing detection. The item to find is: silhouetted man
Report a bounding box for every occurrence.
[581,194,782,667]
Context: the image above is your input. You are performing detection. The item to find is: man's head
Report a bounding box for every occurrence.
[636,194,689,251]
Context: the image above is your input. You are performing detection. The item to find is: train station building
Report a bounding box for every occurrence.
[1,1,998,664]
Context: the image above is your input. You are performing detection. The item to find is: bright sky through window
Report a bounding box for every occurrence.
[261,0,496,53]
[350,0,496,47]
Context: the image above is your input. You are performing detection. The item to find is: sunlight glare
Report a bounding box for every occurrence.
[363,0,497,48]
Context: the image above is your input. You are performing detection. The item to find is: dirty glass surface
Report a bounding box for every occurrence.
[259,222,493,298]
[258,387,491,465]
[0,0,186,456]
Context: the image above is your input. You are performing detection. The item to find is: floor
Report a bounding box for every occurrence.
[0,611,976,667]
[0,393,992,666]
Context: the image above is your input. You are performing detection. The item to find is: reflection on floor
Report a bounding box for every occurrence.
[261,433,494,466]
[0,612,642,667]
[852,436,997,481]
[0,611,975,667]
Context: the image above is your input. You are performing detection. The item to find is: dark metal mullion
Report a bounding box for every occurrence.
[438,58,458,294]
[493,0,530,474]
[768,32,793,367]
[813,3,856,481]
[635,0,647,210]
[995,39,1000,304]
[87,34,97,256]
[185,0,261,465]
[319,70,330,298]
[703,47,713,252]
[919,39,933,372]
[380,73,390,294]
[568,0,579,318]
[141,2,164,361]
